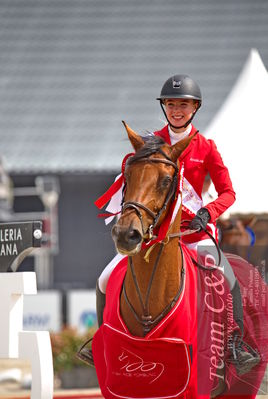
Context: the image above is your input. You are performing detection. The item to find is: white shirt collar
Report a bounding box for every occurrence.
[168,124,192,145]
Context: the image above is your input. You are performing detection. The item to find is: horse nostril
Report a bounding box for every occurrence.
[127,229,142,244]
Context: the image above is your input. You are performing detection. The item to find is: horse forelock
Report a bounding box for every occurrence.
[127,135,166,166]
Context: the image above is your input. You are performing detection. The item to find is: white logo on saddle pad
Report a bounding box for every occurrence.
[103,324,191,399]
[118,348,165,384]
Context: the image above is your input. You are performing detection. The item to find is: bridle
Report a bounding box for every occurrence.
[122,148,179,240]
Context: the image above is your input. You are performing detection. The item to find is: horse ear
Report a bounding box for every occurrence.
[170,133,196,161]
[122,121,144,151]
[241,216,257,228]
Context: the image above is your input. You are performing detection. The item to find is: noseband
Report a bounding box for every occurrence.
[122,149,179,240]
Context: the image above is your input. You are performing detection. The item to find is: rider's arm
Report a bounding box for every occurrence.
[204,139,236,222]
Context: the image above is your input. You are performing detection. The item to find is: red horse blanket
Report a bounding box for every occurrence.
[92,247,268,399]
[93,247,196,399]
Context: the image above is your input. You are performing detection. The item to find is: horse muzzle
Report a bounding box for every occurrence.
[111,224,143,255]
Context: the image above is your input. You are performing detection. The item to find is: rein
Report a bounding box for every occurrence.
[180,221,222,272]
[143,224,222,272]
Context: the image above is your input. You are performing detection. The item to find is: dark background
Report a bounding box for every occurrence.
[12,173,117,289]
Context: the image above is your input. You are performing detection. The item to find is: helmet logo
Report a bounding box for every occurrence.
[172,79,182,89]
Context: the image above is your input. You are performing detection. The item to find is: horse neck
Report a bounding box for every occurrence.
[121,206,183,336]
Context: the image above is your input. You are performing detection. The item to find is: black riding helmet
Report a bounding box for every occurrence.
[157,74,202,129]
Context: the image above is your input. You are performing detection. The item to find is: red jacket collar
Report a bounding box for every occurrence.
[154,125,198,159]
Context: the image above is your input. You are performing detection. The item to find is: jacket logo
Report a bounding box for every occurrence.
[190,158,204,163]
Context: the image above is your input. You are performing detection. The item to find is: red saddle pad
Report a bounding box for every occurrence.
[93,323,192,399]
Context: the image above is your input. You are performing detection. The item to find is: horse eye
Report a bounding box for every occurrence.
[160,176,172,189]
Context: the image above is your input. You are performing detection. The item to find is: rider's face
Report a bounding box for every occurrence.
[163,99,197,132]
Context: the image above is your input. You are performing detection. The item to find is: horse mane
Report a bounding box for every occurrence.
[127,135,165,165]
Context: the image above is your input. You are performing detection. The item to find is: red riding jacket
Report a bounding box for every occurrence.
[154,124,236,243]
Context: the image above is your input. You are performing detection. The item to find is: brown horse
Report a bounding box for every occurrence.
[218,217,259,265]
[218,217,257,248]
[111,122,192,338]
[91,123,268,399]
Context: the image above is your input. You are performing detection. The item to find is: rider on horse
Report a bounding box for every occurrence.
[88,74,260,375]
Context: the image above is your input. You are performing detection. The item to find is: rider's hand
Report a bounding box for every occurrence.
[189,208,211,232]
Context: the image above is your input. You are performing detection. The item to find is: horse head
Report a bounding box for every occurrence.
[218,216,257,247]
[112,121,193,255]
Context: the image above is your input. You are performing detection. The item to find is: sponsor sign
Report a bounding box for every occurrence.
[67,290,97,333]
[23,290,62,332]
